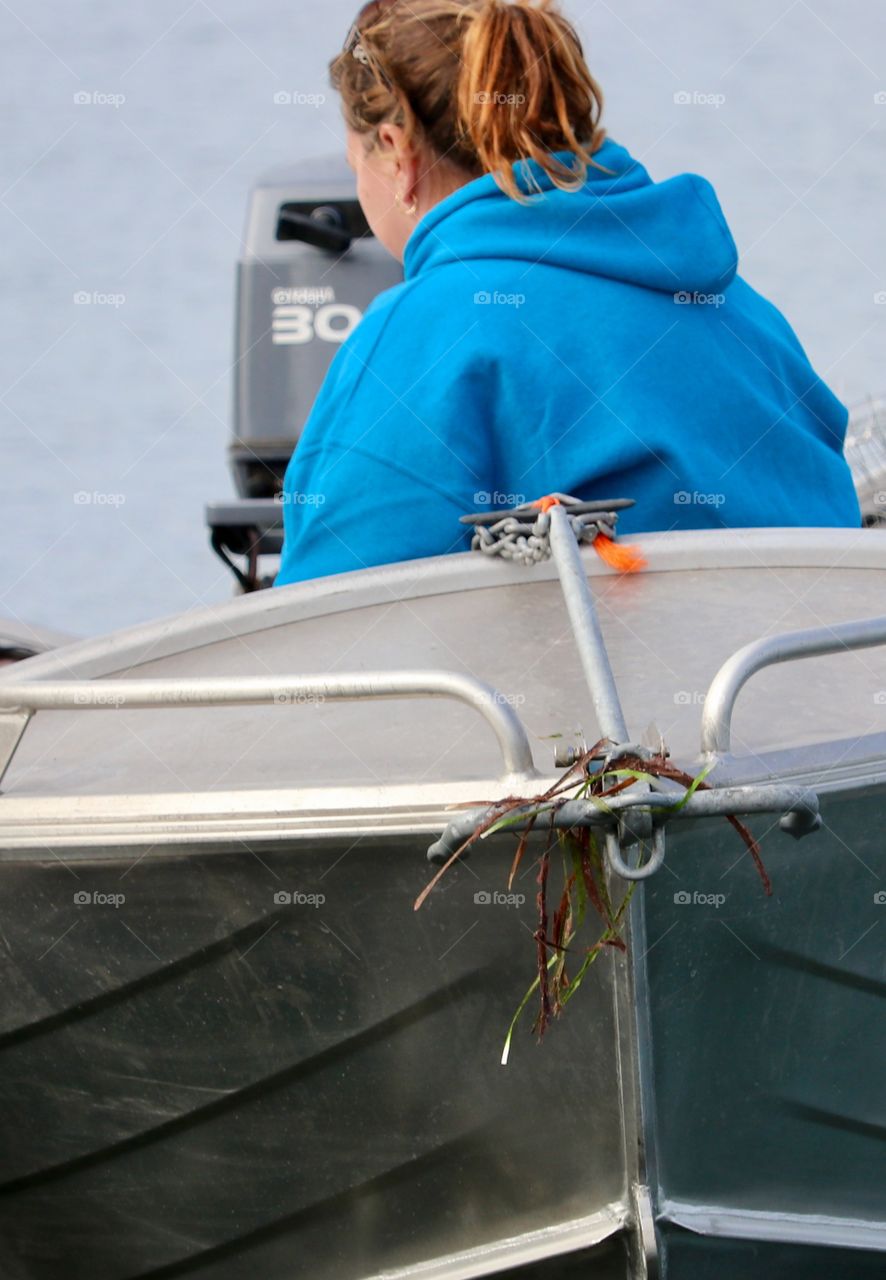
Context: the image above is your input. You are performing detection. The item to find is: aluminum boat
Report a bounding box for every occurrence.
[1,157,884,1280]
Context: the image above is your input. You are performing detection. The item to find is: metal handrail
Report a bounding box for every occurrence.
[701,615,886,756]
[547,503,657,860]
[0,670,538,788]
[548,504,630,745]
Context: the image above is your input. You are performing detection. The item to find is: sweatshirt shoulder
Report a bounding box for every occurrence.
[296,265,497,457]
[350,271,466,342]
[348,264,497,358]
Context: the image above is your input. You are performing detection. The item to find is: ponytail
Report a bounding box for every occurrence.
[331,0,607,201]
[458,0,607,200]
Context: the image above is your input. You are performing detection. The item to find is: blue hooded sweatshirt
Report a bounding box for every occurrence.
[276,139,860,586]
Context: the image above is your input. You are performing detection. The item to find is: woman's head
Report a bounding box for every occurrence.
[331,0,606,261]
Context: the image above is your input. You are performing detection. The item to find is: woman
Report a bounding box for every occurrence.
[275,0,860,587]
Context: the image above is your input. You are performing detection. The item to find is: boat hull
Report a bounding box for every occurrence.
[0,837,635,1280]
[637,790,886,1272]
[2,529,886,1276]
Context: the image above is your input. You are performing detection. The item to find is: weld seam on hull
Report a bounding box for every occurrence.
[360,1206,629,1280]
[659,1200,886,1252]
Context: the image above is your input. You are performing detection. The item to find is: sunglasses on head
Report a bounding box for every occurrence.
[343,0,400,65]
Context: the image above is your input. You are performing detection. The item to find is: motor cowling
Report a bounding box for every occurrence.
[231,154,403,499]
[206,155,403,590]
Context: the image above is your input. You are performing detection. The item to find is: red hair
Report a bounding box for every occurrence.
[331,0,608,201]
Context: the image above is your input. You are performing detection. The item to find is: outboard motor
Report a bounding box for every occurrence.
[206,155,403,589]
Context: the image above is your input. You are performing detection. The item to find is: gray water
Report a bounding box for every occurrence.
[1,0,884,637]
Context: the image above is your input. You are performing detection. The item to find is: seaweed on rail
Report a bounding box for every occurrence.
[414,741,770,1063]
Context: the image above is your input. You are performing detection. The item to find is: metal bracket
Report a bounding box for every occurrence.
[426,782,821,870]
[605,825,667,881]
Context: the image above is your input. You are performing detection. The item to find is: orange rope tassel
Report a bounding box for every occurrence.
[530,495,646,575]
[593,533,646,574]
[533,495,563,513]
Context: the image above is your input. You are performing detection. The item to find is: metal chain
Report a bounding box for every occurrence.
[466,500,620,565]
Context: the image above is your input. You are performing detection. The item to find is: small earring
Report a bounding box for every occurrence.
[396,192,418,217]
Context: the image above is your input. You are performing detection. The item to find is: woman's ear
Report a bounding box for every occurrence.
[376,122,420,205]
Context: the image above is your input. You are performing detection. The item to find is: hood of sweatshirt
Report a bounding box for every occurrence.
[404,138,739,297]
